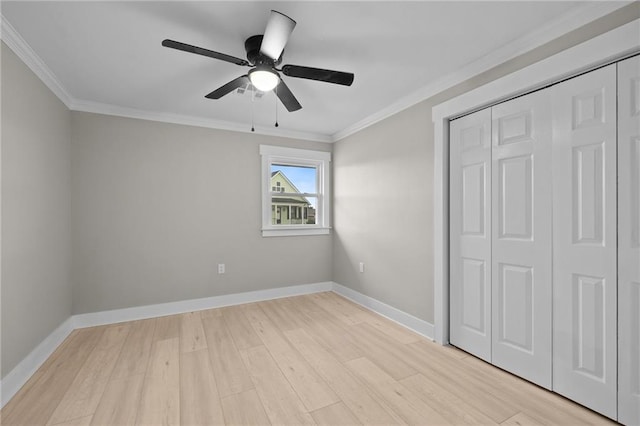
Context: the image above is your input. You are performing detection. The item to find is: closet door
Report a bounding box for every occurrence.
[450,109,492,361]
[491,91,552,389]
[552,64,617,419]
[618,54,640,426]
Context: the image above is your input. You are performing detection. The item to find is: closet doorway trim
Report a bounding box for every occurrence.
[431,18,640,345]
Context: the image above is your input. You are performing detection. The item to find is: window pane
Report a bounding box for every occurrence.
[270,164,317,195]
[271,196,317,225]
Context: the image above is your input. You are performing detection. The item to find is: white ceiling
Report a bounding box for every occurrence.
[0,1,620,141]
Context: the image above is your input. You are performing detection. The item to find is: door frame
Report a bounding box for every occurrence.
[431,18,640,345]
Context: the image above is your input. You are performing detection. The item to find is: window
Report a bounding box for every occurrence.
[260,145,331,237]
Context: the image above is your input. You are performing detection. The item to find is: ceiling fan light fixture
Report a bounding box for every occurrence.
[249,67,280,92]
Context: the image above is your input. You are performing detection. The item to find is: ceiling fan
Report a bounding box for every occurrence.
[162,10,354,112]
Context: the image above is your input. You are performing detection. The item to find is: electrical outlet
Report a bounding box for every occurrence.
[218,263,225,274]
[359,262,365,273]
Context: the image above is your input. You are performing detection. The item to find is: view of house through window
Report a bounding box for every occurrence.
[270,164,317,225]
[260,145,330,236]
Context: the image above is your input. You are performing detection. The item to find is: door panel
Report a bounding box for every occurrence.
[571,274,605,379]
[462,163,486,235]
[632,139,640,247]
[552,64,617,419]
[491,90,552,389]
[450,109,492,362]
[572,142,605,244]
[618,55,640,426]
[497,110,532,145]
[498,155,533,240]
[497,263,533,352]
[461,258,486,332]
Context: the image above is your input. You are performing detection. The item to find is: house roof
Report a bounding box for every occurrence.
[271,170,303,193]
[270,170,311,205]
[272,197,311,206]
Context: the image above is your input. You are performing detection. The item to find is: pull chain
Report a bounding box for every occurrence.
[275,85,279,128]
[251,84,255,132]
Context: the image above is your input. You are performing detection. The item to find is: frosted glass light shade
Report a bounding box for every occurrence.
[249,69,280,92]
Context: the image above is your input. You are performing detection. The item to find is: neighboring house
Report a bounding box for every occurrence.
[271,171,316,225]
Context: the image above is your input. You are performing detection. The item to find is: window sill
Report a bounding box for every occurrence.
[262,227,331,237]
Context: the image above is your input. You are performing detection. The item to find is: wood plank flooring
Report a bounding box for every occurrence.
[1,292,614,425]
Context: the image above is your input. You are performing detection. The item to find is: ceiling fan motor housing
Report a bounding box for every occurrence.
[245,35,282,66]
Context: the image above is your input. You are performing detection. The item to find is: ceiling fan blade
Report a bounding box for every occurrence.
[260,11,296,61]
[205,75,250,99]
[275,78,302,112]
[162,39,249,66]
[282,65,354,86]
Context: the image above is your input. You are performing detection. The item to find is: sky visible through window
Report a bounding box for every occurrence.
[271,165,317,193]
[271,164,317,208]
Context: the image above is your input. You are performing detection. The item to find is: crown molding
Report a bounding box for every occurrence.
[2,1,631,144]
[1,12,331,143]
[331,1,632,142]
[1,14,73,108]
[70,99,334,143]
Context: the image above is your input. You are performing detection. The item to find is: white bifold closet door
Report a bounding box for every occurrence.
[491,91,553,389]
[449,108,492,362]
[551,64,617,419]
[618,55,640,426]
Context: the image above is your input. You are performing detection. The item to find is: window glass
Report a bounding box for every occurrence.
[270,164,318,225]
[260,145,330,236]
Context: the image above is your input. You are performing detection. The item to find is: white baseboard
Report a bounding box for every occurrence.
[0,281,332,408]
[331,282,435,340]
[73,281,334,329]
[0,316,75,407]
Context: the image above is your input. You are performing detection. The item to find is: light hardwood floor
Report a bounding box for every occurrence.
[1,292,614,425]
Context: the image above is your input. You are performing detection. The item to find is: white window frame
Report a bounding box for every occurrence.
[260,145,331,237]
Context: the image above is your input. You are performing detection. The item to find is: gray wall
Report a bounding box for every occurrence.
[333,102,434,321]
[332,3,640,324]
[1,43,72,377]
[71,112,332,314]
